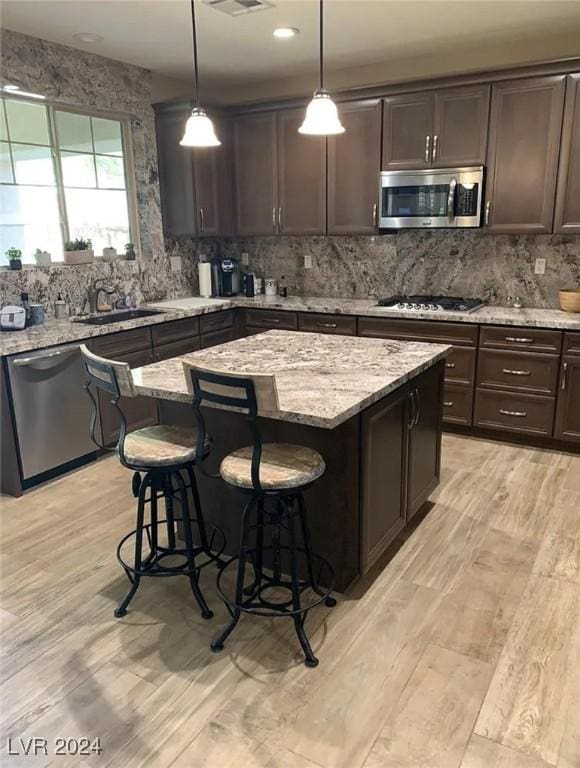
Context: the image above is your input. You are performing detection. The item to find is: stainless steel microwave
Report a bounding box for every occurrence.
[379,166,484,229]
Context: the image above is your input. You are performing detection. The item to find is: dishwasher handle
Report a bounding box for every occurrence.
[12,345,81,369]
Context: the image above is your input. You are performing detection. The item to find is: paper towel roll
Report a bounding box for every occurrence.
[198,262,212,298]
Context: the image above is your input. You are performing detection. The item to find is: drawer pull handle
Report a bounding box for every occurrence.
[499,409,527,418]
[445,362,456,369]
[561,361,568,390]
[316,322,338,329]
[443,401,454,407]
[270,318,281,324]
[501,368,531,376]
[505,336,534,344]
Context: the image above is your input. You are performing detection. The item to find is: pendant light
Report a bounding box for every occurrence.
[180,0,221,147]
[299,0,344,136]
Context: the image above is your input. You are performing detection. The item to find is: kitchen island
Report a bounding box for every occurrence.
[133,330,449,590]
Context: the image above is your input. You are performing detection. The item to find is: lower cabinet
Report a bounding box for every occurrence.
[554,355,580,443]
[200,327,235,349]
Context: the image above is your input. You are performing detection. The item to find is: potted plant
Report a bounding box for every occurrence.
[125,242,136,261]
[5,247,22,270]
[102,246,118,262]
[63,238,94,266]
[33,248,51,267]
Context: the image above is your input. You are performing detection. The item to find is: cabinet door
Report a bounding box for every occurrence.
[360,388,407,574]
[554,356,580,443]
[407,362,444,520]
[485,76,566,233]
[555,74,580,233]
[193,116,233,236]
[382,92,434,170]
[277,109,326,235]
[98,349,159,446]
[327,100,381,234]
[432,85,490,167]
[233,112,277,236]
[155,107,197,237]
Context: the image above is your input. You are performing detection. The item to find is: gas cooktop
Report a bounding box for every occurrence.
[376,295,485,313]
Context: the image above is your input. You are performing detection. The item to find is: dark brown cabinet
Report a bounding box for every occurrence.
[327,100,381,233]
[485,75,566,233]
[555,334,580,443]
[298,312,357,336]
[382,86,489,170]
[555,74,580,233]
[232,112,278,236]
[193,117,233,236]
[277,109,326,235]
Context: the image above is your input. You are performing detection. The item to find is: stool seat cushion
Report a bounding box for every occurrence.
[220,443,325,490]
[121,425,209,468]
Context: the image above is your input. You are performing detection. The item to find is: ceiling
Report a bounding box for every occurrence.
[3,0,580,102]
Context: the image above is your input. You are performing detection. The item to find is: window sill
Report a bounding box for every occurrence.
[0,258,139,271]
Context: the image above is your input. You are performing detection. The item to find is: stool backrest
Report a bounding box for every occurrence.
[183,362,279,492]
[80,344,135,456]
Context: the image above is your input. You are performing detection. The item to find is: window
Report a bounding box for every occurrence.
[0,96,137,265]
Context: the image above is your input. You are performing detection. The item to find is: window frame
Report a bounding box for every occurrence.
[0,94,141,265]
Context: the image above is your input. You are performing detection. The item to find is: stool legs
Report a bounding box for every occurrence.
[288,498,318,667]
[114,472,150,617]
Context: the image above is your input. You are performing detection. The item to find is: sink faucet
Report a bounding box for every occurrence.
[85,278,116,313]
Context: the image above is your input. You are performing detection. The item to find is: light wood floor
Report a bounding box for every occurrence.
[1,434,579,768]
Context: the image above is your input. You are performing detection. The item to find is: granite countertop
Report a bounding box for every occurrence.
[132,329,450,429]
[1,294,579,357]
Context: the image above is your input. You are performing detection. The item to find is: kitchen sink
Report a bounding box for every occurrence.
[74,309,164,325]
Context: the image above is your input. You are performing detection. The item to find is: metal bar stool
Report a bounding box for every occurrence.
[80,345,225,620]
[183,362,336,667]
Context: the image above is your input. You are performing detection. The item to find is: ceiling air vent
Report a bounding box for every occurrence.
[203,0,274,16]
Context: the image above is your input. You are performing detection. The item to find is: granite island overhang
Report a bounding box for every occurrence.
[132,330,451,590]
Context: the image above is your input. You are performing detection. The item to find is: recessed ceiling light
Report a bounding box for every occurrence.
[72,32,104,44]
[3,84,20,92]
[273,27,299,39]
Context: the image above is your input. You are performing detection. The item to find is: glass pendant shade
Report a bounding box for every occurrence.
[299,89,345,135]
[180,107,221,147]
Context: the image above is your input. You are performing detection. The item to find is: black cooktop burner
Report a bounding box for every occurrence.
[377,295,484,313]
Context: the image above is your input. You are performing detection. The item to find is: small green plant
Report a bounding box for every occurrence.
[5,247,22,261]
[125,242,134,252]
[64,238,92,251]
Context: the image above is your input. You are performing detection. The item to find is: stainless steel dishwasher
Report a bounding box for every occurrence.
[7,343,96,484]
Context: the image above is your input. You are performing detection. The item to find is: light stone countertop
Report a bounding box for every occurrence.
[1,294,579,357]
[131,330,450,429]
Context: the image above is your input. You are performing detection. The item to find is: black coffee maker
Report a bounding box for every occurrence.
[210,258,241,296]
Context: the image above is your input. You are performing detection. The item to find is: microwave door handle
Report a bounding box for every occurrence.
[447,177,457,224]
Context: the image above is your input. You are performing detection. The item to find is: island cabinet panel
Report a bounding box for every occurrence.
[484,75,566,233]
[382,92,434,170]
[431,85,490,167]
[155,108,196,237]
[277,109,326,235]
[232,112,277,235]
[360,388,408,574]
[555,74,580,233]
[298,312,357,336]
[327,100,382,234]
[407,362,444,520]
[554,355,580,443]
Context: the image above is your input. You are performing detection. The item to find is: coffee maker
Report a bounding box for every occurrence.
[219,258,240,296]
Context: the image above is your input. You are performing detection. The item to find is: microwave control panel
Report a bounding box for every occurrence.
[456,184,479,216]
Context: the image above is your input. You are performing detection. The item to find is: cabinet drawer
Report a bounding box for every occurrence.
[477,349,560,395]
[199,310,234,335]
[358,317,478,346]
[154,336,201,362]
[200,327,235,349]
[92,327,152,357]
[244,308,298,331]
[151,317,200,346]
[479,325,562,353]
[444,347,476,385]
[442,384,474,426]
[563,332,580,356]
[474,389,555,437]
[298,312,357,336]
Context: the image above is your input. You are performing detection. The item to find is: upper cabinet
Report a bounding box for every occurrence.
[382,85,490,170]
[155,105,233,238]
[276,109,326,235]
[232,112,277,236]
[232,109,326,236]
[327,100,382,234]
[484,75,566,233]
[554,74,580,233]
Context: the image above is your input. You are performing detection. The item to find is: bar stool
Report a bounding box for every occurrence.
[80,345,225,620]
[183,362,336,667]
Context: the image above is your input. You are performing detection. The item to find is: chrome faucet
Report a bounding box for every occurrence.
[85,278,116,314]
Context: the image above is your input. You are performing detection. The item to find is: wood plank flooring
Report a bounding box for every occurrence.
[1,434,579,768]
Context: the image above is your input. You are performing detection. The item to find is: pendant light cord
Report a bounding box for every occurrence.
[319,0,324,90]
[190,0,200,106]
